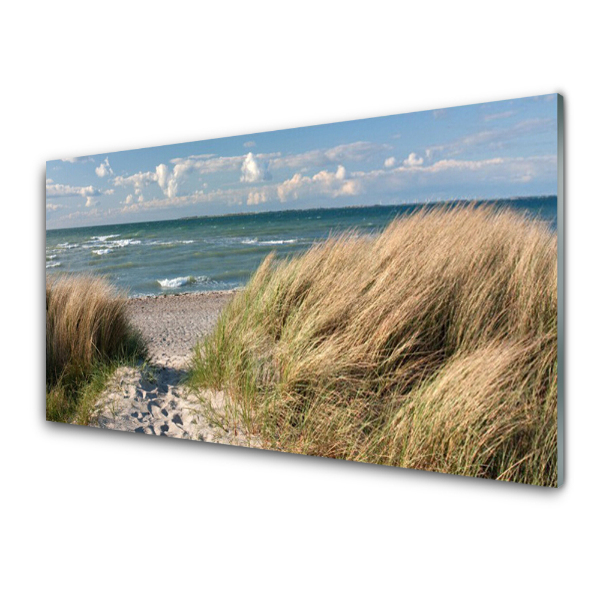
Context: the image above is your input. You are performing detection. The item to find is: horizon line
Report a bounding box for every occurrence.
[46,194,558,233]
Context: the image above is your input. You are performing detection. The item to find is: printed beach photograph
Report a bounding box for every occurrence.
[46,94,562,486]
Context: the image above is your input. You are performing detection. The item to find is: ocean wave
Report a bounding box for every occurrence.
[57,243,78,249]
[149,239,195,246]
[46,254,57,260]
[93,248,113,255]
[157,275,212,288]
[240,238,298,246]
[257,239,298,245]
[157,276,196,288]
[90,234,120,242]
[46,261,61,269]
[110,239,141,248]
[81,238,141,250]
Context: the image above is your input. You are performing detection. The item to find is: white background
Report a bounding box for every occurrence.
[2,2,598,598]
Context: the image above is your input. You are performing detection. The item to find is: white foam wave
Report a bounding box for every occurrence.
[240,238,258,245]
[46,261,61,269]
[148,239,194,246]
[156,275,212,288]
[90,234,120,242]
[46,254,57,260]
[57,243,78,249]
[257,239,298,245]
[157,276,196,288]
[109,239,141,248]
[93,248,113,255]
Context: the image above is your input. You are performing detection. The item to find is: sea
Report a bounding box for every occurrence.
[46,197,557,298]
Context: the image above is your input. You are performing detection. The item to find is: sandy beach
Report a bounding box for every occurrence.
[90,290,255,445]
[126,291,236,369]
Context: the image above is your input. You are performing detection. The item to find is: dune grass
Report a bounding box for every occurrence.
[189,205,558,486]
[46,274,145,424]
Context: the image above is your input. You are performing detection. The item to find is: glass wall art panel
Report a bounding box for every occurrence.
[46,94,564,487]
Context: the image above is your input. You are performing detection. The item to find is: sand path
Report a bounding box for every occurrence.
[91,291,253,446]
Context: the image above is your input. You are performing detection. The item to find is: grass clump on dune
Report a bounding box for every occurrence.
[190,205,558,486]
[46,275,144,424]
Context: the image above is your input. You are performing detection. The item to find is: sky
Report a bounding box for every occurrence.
[46,94,558,230]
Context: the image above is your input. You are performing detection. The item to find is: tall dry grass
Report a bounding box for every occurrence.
[190,205,558,486]
[46,275,143,423]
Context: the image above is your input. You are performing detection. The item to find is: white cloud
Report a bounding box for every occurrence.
[170,154,245,174]
[276,174,303,202]
[60,156,94,163]
[46,180,101,199]
[113,171,157,188]
[243,141,256,148]
[247,191,269,206]
[403,153,424,167]
[114,164,182,200]
[426,157,504,172]
[161,142,389,188]
[56,132,555,225]
[156,164,169,189]
[156,162,198,199]
[352,155,556,196]
[269,141,391,171]
[49,146,558,228]
[277,168,360,203]
[119,187,252,215]
[113,171,158,196]
[240,152,271,183]
[46,203,65,212]
[115,154,551,213]
[155,164,180,199]
[95,157,114,178]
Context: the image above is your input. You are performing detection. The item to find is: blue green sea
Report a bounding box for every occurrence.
[46,197,557,297]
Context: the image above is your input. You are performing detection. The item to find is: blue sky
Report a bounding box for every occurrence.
[46,94,558,229]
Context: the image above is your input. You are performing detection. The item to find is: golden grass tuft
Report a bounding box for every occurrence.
[190,205,558,486]
[46,274,143,423]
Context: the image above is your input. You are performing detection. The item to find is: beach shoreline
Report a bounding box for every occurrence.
[126,289,237,369]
